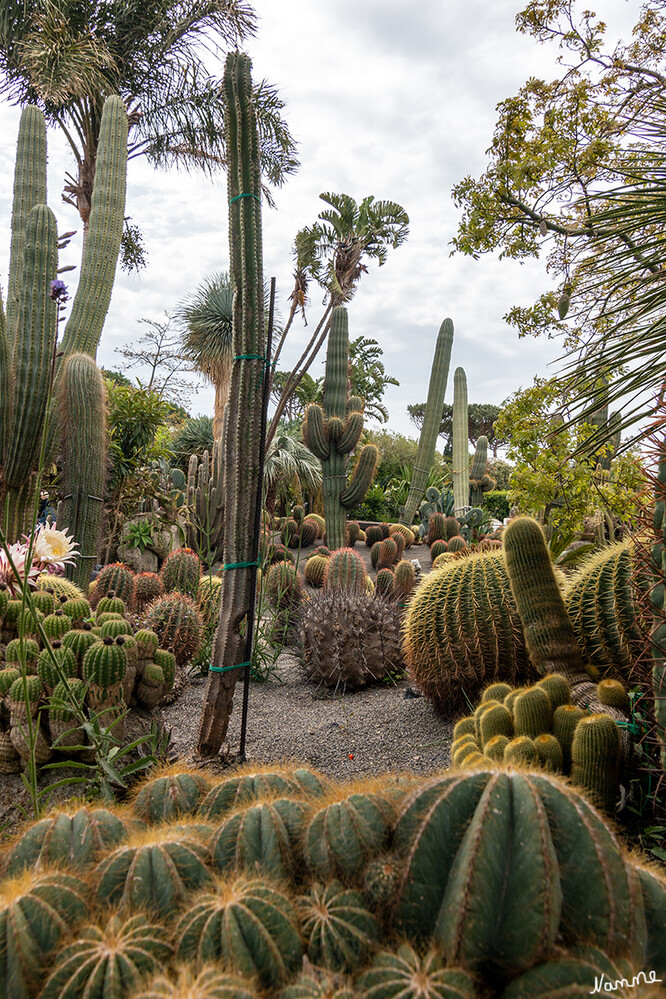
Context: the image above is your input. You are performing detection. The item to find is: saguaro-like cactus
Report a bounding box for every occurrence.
[302,306,379,551]
[197,53,266,756]
[452,366,469,516]
[58,354,107,593]
[399,319,454,528]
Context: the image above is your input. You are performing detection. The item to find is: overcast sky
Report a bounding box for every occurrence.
[0,0,637,440]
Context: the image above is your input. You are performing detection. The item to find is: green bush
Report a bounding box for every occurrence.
[483,490,510,521]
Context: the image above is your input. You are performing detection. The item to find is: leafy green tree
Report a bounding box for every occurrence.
[266,192,409,447]
[494,377,645,534]
[407,401,505,455]
[451,1,666,437]
[0,1,297,263]
[269,371,322,422]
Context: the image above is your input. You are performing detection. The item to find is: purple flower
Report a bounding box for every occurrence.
[49,279,69,303]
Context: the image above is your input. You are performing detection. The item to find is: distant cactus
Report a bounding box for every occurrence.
[323,548,367,595]
[160,547,201,600]
[144,593,203,666]
[135,572,164,612]
[90,564,135,610]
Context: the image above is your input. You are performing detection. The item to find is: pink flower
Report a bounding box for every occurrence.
[0,543,40,597]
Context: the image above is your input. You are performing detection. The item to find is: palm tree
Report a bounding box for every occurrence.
[0,1,298,242]
[266,192,409,448]
[263,428,322,514]
[173,272,234,441]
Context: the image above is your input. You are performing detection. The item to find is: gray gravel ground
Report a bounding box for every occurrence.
[161,650,453,781]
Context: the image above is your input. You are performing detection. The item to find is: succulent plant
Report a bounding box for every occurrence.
[300,590,404,690]
[135,572,164,612]
[160,547,202,600]
[144,593,203,667]
[90,565,135,610]
[322,548,367,595]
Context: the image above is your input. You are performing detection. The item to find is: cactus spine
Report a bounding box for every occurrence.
[399,318,454,527]
[452,366,469,516]
[302,307,379,551]
[58,355,107,593]
[197,53,266,755]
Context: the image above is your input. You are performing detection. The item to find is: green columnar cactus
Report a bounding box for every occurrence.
[186,441,225,566]
[375,567,395,598]
[452,366,469,516]
[503,517,598,684]
[376,536,398,569]
[59,97,127,360]
[469,434,496,507]
[534,733,565,772]
[197,53,267,756]
[58,355,107,594]
[650,441,666,775]
[571,713,621,812]
[160,547,202,600]
[1,201,58,534]
[551,703,586,770]
[302,307,379,551]
[393,560,416,600]
[322,548,367,594]
[399,318,454,527]
[513,686,553,738]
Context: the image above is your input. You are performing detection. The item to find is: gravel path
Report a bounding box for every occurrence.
[161,651,453,781]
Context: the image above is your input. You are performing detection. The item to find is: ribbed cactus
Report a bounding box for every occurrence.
[58,355,107,594]
[452,366,469,516]
[469,434,496,506]
[3,760,666,993]
[565,542,643,680]
[399,319,454,528]
[82,636,127,692]
[322,548,367,594]
[135,572,164,612]
[0,168,58,535]
[197,53,266,756]
[145,593,203,666]
[403,550,535,713]
[302,307,379,552]
[304,554,328,587]
[186,441,225,566]
[160,547,201,600]
[90,564,135,610]
[571,713,621,812]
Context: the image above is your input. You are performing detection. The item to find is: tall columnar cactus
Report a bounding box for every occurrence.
[0,109,58,535]
[302,307,379,551]
[0,98,127,537]
[503,516,632,754]
[398,319,454,528]
[452,366,469,516]
[197,53,266,756]
[468,434,495,507]
[59,96,127,361]
[651,437,666,774]
[58,355,107,593]
[186,441,225,566]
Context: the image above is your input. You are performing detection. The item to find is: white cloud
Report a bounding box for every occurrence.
[0,0,638,438]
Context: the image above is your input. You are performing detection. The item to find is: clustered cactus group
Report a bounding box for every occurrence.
[0,760,664,999]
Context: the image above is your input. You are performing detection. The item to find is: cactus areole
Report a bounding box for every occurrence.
[196,53,266,757]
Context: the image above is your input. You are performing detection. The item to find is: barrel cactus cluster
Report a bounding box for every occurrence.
[0,760,663,998]
[0,585,179,773]
[452,673,631,812]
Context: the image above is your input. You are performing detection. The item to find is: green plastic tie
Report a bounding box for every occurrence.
[229,192,261,204]
[209,661,251,673]
[234,353,264,361]
[223,559,260,570]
